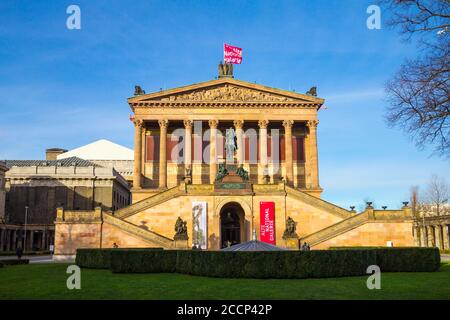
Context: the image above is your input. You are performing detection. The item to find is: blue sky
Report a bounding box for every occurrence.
[0,0,448,209]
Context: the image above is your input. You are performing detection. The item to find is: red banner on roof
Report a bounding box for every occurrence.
[224,43,242,64]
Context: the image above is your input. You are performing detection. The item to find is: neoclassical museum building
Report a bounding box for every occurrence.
[54,65,424,255]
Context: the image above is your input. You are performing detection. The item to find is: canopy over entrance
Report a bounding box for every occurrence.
[221,239,286,251]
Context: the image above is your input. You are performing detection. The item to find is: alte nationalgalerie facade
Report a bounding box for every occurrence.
[54,66,419,255]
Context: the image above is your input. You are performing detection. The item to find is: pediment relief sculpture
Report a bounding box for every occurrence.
[156,85,296,102]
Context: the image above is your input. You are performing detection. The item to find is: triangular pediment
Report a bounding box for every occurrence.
[128,78,324,104]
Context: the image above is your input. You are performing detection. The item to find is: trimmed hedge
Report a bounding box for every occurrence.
[0,251,51,257]
[76,248,164,269]
[0,259,30,266]
[73,247,443,278]
[374,248,441,272]
[174,249,379,278]
[111,250,178,273]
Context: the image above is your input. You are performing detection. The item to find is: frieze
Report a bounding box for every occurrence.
[156,85,295,102]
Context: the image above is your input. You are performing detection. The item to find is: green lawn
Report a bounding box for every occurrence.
[0,263,449,300]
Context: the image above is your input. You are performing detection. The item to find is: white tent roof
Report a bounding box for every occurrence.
[57,139,134,161]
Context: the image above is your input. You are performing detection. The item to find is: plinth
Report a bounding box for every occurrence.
[214,159,251,195]
[174,239,189,249]
[284,237,300,250]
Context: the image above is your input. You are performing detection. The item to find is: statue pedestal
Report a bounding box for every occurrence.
[214,158,251,195]
[284,237,299,250]
[174,239,189,249]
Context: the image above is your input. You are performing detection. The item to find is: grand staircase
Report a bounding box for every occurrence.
[103,213,174,248]
[299,211,369,246]
[285,185,353,219]
[114,185,185,219]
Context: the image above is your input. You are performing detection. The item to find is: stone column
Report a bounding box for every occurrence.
[436,225,443,250]
[4,230,8,251]
[443,224,449,250]
[303,129,311,188]
[13,230,18,251]
[282,120,294,186]
[258,120,269,184]
[414,226,421,247]
[307,120,319,189]
[0,229,3,251]
[427,226,434,247]
[208,120,219,184]
[422,226,428,247]
[233,120,244,165]
[158,119,169,189]
[133,119,144,189]
[183,120,193,171]
[41,229,46,251]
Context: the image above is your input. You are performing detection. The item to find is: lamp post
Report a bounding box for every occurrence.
[24,206,28,250]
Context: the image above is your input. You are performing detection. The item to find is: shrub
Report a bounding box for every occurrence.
[175,250,378,279]
[75,247,441,278]
[111,250,178,273]
[374,247,440,272]
[0,251,51,256]
[76,248,163,269]
[1,259,29,265]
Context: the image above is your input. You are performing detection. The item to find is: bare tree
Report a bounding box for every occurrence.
[425,174,449,215]
[382,0,450,36]
[410,185,420,217]
[382,0,450,157]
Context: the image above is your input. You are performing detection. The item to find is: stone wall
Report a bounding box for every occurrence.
[316,221,414,249]
[54,184,416,254]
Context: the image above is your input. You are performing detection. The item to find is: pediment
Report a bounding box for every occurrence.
[128,78,324,105]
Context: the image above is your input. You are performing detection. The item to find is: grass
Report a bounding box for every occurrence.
[0,263,449,300]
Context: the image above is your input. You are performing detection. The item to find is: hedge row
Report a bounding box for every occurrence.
[75,248,163,269]
[0,251,51,257]
[0,259,30,266]
[76,247,440,278]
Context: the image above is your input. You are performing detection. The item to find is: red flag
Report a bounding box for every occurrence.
[224,43,242,64]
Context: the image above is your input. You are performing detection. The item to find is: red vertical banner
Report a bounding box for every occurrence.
[260,201,276,244]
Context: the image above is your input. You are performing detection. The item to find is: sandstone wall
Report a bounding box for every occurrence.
[315,221,415,249]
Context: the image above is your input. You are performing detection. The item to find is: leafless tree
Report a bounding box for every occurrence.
[382,0,450,157]
[425,174,449,215]
[410,185,420,217]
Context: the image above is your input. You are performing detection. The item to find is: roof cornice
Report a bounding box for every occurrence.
[128,78,324,105]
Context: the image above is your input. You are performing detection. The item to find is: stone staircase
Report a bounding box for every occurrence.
[114,185,185,219]
[300,211,369,246]
[103,213,174,248]
[285,185,353,219]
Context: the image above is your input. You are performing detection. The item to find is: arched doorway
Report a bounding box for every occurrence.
[220,202,245,248]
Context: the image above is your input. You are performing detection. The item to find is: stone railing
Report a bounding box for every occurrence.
[373,209,413,220]
[55,207,102,223]
[300,207,414,246]
[103,213,174,248]
[186,184,214,194]
[253,183,285,194]
[285,185,353,219]
[114,185,185,219]
[300,211,369,246]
